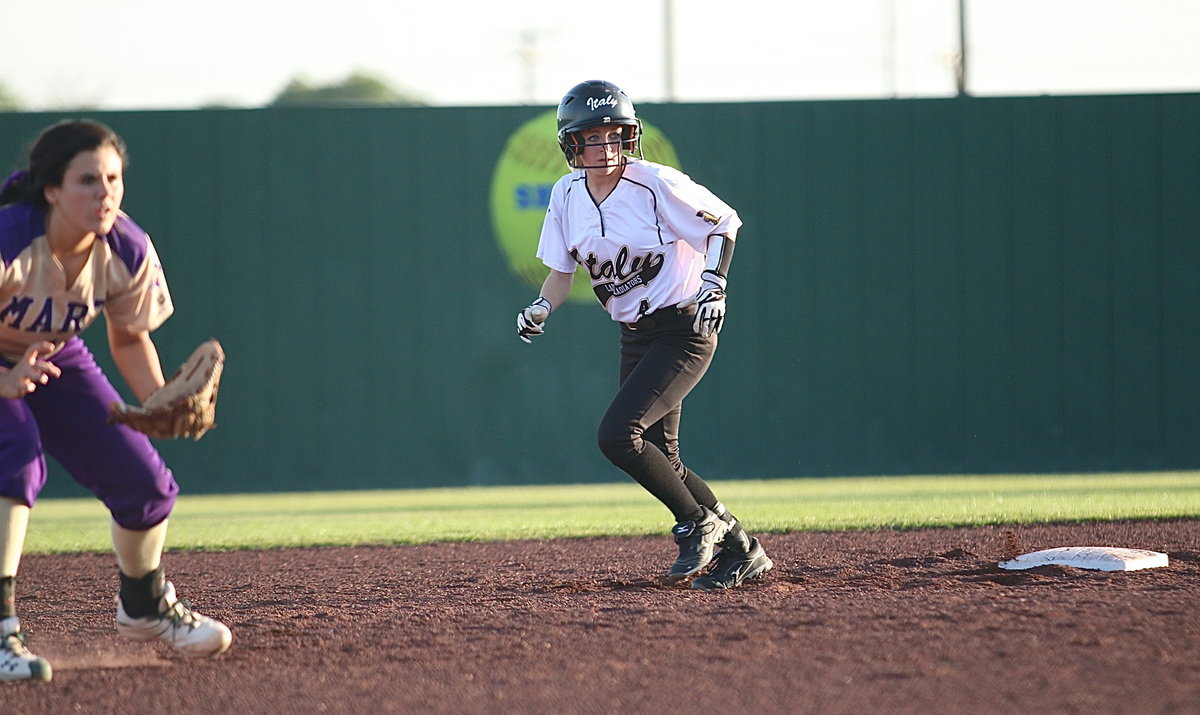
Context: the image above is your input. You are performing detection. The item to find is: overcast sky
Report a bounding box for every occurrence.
[2,0,1197,110]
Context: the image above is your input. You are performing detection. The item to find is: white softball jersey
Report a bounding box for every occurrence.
[0,203,173,362]
[537,159,741,323]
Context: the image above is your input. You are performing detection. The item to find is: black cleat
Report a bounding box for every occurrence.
[691,538,774,590]
[666,507,731,583]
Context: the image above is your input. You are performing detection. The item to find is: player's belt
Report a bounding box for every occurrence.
[622,304,695,331]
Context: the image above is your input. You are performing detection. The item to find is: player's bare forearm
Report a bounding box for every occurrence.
[539,270,574,313]
[107,322,165,403]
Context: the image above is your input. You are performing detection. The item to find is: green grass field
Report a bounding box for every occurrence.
[22,471,1200,554]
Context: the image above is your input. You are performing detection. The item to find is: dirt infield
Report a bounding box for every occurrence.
[8,519,1199,713]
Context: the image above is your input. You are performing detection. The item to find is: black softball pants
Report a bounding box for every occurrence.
[596,304,721,523]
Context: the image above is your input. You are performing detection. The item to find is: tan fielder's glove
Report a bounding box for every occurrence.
[108,339,225,440]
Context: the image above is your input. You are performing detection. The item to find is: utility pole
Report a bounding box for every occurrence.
[518,30,539,105]
[664,0,676,102]
[882,0,897,97]
[956,0,969,96]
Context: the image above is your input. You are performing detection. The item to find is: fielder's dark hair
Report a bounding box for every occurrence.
[0,119,128,208]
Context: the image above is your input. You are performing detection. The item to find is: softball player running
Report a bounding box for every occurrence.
[516,80,773,590]
[0,120,231,683]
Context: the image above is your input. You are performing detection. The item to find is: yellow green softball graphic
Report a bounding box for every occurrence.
[490,110,681,303]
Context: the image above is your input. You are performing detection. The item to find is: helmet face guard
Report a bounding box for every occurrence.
[556,80,644,168]
[559,121,643,169]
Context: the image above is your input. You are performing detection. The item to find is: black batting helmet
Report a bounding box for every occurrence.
[556,80,643,167]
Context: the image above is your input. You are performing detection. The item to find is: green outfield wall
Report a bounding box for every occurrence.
[2,93,1197,495]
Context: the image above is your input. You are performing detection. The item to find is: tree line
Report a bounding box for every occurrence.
[0,71,424,112]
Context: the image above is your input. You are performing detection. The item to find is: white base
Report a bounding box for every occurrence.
[999,546,1169,572]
